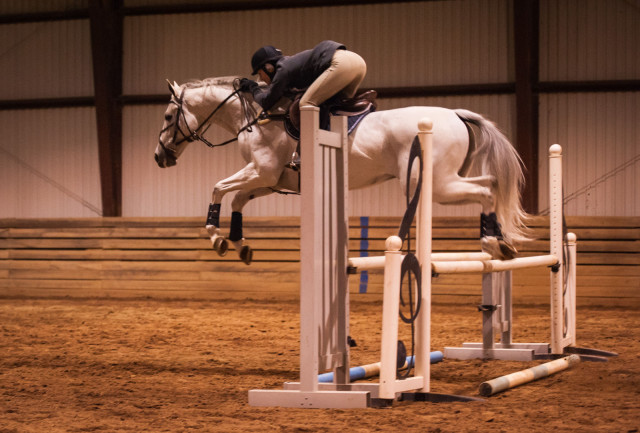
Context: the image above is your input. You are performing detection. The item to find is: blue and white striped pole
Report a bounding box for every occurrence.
[479,354,580,396]
[318,351,444,383]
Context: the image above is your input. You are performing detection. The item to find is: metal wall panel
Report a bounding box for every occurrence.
[0,0,87,15]
[123,0,511,95]
[0,20,93,99]
[0,108,101,218]
[538,0,639,217]
[540,0,640,81]
[539,92,639,217]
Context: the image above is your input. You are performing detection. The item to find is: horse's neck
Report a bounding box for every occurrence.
[184,85,245,136]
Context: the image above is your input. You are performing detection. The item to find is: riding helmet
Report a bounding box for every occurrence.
[251,45,283,75]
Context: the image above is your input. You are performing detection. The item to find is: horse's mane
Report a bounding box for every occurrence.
[182,76,240,90]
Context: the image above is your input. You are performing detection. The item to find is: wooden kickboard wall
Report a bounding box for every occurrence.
[0,216,638,304]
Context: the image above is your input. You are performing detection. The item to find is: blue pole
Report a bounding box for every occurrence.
[318,351,444,383]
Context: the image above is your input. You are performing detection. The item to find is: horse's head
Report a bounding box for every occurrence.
[154,80,198,168]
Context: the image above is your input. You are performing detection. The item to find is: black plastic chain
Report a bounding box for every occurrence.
[396,135,423,378]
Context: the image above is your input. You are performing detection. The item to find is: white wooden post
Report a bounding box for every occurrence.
[549,144,564,355]
[379,236,404,399]
[415,118,433,392]
[563,232,577,348]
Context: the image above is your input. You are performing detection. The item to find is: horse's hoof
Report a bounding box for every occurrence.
[481,236,517,260]
[481,236,504,260]
[239,245,253,265]
[213,236,228,256]
[498,239,517,260]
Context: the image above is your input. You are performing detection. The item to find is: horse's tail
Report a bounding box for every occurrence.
[454,108,531,243]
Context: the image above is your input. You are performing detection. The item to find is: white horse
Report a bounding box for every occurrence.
[155,76,529,265]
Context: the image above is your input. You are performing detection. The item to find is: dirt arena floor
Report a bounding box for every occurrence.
[1,295,638,433]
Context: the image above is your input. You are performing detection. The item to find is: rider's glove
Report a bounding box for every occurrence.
[238,78,258,93]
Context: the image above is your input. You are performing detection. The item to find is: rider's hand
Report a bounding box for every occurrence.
[238,78,258,93]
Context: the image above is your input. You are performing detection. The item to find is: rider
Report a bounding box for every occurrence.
[238,40,367,111]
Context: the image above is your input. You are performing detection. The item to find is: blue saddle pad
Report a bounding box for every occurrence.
[284,107,375,141]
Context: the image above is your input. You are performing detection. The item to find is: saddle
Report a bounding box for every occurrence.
[282,90,377,172]
[286,90,378,137]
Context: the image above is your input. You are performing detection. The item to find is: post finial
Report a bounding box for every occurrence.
[549,144,562,156]
[418,117,433,132]
[385,235,403,252]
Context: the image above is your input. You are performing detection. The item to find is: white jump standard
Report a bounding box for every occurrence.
[442,144,617,362]
[249,107,368,408]
[250,114,478,408]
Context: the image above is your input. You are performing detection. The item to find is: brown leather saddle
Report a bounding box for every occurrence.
[282,90,377,172]
[286,90,378,135]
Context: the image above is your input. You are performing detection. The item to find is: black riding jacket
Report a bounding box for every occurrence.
[251,40,346,110]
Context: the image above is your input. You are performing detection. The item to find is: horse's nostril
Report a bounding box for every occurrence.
[155,153,160,163]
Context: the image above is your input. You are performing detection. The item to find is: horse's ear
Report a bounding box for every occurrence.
[166,79,177,97]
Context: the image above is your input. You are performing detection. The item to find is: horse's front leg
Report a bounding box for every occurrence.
[206,202,229,257]
[205,162,280,259]
[228,187,276,265]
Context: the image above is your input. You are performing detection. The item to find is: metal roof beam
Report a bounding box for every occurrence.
[89,0,123,217]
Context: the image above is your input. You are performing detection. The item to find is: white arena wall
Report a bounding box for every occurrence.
[0,0,638,218]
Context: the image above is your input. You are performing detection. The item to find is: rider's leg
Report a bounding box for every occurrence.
[299,50,367,107]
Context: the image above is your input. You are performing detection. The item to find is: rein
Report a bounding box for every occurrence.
[157,81,299,196]
[158,80,265,154]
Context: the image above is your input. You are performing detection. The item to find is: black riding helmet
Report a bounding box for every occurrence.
[251,45,283,75]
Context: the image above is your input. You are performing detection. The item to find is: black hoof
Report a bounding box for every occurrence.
[498,239,517,260]
[481,236,517,260]
[481,236,503,260]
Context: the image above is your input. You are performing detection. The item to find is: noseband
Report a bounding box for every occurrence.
[158,81,261,158]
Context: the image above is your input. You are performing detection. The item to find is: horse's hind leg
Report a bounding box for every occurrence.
[435,175,517,260]
[479,212,517,260]
[228,187,276,265]
[435,175,496,210]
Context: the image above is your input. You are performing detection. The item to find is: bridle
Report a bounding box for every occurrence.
[157,80,264,158]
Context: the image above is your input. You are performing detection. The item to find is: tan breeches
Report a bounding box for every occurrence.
[299,49,367,107]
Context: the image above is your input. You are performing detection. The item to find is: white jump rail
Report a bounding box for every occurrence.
[362,118,480,403]
[348,252,493,271]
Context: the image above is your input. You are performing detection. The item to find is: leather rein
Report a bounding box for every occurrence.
[158,81,266,155]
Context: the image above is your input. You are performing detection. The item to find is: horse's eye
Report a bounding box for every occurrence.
[165,114,172,121]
